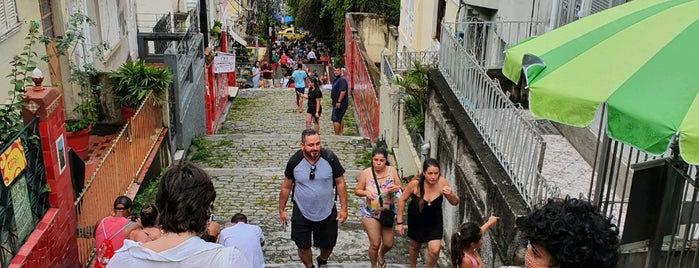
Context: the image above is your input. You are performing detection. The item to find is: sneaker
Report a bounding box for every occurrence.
[316,256,328,268]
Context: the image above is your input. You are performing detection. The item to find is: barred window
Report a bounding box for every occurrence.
[0,0,19,37]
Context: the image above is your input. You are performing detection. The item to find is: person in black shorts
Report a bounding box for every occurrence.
[278,129,348,268]
[396,158,459,268]
[303,78,322,132]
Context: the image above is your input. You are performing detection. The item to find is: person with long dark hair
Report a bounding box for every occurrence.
[354,147,403,268]
[450,216,499,268]
[302,77,322,132]
[396,158,459,268]
[108,163,252,267]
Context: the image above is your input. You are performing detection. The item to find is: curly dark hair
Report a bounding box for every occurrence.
[450,222,481,267]
[521,197,620,268]
[157,163,216,234]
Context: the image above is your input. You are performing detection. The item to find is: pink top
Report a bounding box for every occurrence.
[462,252,480,268]
[94,216,131,251]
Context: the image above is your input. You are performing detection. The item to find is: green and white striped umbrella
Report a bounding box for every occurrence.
[503,0,699,164]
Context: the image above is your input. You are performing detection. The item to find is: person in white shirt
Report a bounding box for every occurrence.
[307,50,317,64]
[218,213,266,268]
[108,163,252,268]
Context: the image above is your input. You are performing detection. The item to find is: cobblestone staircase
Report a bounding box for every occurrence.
[190,88,430,267]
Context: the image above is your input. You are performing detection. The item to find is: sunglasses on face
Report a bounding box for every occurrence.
[310,165,316,180]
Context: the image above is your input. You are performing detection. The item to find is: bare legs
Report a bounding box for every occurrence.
[361,218,395,268]
[296,93,303,113]
[298,247,333,268]
[408,239,420,268]
[305,114,320,132]
[298,248,313,268]
[425,240,441,268]
[333,121,344,135]
[408,239,441,268]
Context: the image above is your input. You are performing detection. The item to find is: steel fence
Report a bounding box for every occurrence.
[0,118,47,268]
[153,13,173,54]
[386,51,439,72]
[438,22,557,207]
[448,18,546,69]
[590,115,699,267]
[75,94,165,267]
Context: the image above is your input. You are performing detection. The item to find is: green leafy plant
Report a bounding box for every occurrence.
[131,175,161,217]
[110,60,173,108]
[1,22,43,147]
[210,20,222,40]
[393,60,429,139]
[47,12,110,133]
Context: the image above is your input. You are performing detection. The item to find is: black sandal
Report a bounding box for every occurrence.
[377,254,386,268]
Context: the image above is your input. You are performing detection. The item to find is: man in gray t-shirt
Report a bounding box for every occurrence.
[278,129,348,268]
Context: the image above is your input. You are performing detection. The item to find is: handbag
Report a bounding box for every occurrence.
[372,167,396,227]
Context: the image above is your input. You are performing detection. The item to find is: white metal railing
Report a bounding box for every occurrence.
[437,21,558,207]
[449,18,547,69]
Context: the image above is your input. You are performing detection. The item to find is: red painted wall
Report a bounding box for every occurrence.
[11,86,79,267]
[205,32,232,135]
[344,17,380,142]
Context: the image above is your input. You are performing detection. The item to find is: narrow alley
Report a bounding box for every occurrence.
[188,76,441,267]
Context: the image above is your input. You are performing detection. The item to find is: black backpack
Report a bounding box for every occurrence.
[285,148,343,202]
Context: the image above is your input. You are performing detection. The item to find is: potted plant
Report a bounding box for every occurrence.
[53,13,109,160]
[110,60,173,120]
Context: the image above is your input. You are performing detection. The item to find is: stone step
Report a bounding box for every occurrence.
[191,134,372,170]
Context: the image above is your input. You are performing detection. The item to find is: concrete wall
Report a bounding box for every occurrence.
[353,13,391,65]
[424,69,529,267]
[0,2,49,103]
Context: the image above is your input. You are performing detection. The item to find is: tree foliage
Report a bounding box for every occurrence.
[393,60,430,140]
[287,0,399,57]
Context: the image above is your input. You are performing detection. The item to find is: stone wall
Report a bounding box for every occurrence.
[424,69,529,267]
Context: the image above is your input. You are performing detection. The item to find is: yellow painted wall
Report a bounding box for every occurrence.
[0,2,49,103]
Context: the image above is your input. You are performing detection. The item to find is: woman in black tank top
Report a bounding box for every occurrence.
[395,158,460,268]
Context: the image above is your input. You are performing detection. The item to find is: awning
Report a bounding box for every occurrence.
[229,31,247,46]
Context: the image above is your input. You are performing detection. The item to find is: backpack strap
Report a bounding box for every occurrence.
[100,218,133,240]
[286,149,341,203]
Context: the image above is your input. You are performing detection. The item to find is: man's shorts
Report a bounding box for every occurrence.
[331,104,348,123]
[295,87,305,95]
[291,203,338,249]
[263,78,274,87]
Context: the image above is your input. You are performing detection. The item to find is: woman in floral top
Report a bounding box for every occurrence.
[354,147,403,268]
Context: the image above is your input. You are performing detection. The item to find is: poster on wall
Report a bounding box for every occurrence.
[0,138,27,187]
[11,174,34,241]
[56,135,66,174]
[213,53,236,74]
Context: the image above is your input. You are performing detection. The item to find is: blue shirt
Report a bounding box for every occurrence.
[331,76,348,105]
[292,70,308,88]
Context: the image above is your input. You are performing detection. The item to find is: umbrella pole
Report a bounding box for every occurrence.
[591,104,609,208]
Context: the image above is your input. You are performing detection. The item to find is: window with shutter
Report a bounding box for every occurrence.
[0,0,19,37]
